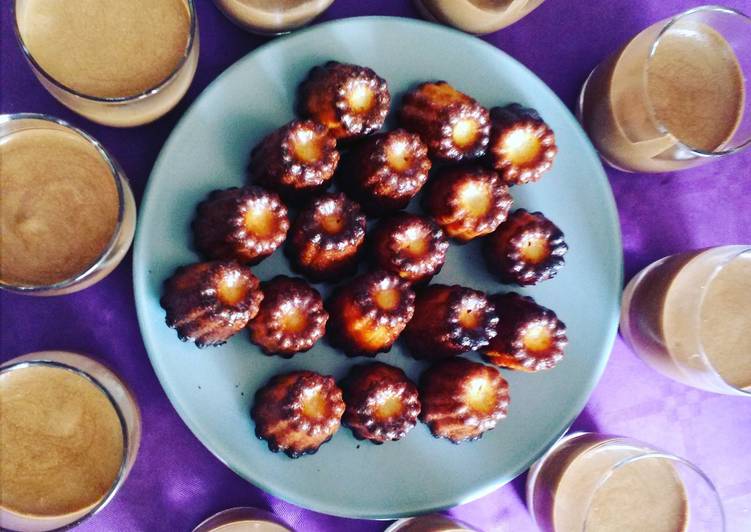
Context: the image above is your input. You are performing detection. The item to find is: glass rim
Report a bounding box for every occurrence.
[694,245,751,396]
[0,112,127,293]
[583,448,726,532]
[643,5,751,158]
[0,359,130,531]
[12,0,197,104]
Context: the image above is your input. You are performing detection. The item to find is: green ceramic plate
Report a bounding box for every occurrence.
[134,16,622,519]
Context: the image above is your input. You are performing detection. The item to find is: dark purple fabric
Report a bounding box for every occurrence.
[2,1,750,530]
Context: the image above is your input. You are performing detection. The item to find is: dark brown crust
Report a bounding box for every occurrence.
[483,293,568,372]
[160,261,263,347]
[399,81,490,161]
[342,362,421,443]
[250,120,339,200]
[487,104,557,185]
[287,193,367,282]
[251,371,345,458]
[484,209,567,286]
[371,213,449,284]
[327,270,416,357]
[403,284,498,360]
[424,165,513,242]
[342,129,431,213]
[193,186,289,265]
[298,61,390,140]
[419,358,509,443]
[248,276,329,357]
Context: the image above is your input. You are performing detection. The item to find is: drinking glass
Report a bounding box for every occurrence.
[13,0,199,127]
[621,245,751,396]
[0,114,136,296]
[213,0,335,35]
[0,351,141,532]
[414,0,545,35]
[578,6,751,173]
[527,432,725,532]
[193,507,292,532]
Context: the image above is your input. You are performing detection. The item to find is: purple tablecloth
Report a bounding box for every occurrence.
[2,1,750,530]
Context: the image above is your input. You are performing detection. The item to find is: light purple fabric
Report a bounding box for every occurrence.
[1,1,750,531]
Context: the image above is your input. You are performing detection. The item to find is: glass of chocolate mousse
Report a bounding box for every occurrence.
[13,0,199,127]
[621,246,751,397]
[413,0,546,35]
[0,114,136,296]
[527,432,725,532]
[213,0,335,35]
[0,351,141,532]
[578,6,750,173]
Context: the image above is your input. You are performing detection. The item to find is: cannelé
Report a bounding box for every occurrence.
[371,212,449,284]
[327,270,415,357]
[342,129,431,213]
[486,104,557,185]
[342,362,421,443]
[483,292,568,372]
[419,358,509,443]
[248,276,328,357]
[424,165,513,242]
[287,192,367,282]
[161,261,263,347]
[484,208,567,285]
[193,186,289,265]
[250,119,339,199]
[252,371,345,458]
[298,61,390,140]
[399,81,490,161]
[404,284,498,360]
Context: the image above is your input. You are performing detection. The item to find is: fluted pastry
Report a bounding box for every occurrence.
[342,362,421,443]
[343,129,431,213]
[327,270,415,357]
[248,276,328,357]
[424,165,512,241]
[484,209,567,285]
[419,358,509,443]
[161,261,263,347]
[252,371,345,458]
[484,293,568,372]
[486,104,557,185]
[287,192,367,282]
[404,284,498,360]
[250,119,339,199]
[298,61,390,140]
[399,81,490,161]
[371,213,449,284]
[193,186,289,264]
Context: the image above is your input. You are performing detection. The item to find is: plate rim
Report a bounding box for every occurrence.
[133,15,623,519]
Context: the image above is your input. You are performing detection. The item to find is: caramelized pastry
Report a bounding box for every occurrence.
[419,358,509,443]
[193,186,289,264]
[484,209,567,285]
[327,270,415,357]
[298,61,390,140]
[399,81,490,161]
[248,276,328,357]
[371,213,449,284]
[342,362,421,443]
[343,129,431,213]
[404,284,498,360]
[484,293,567,372]
[487,104,557,185]
[287,192,367,282]
[161,261,263,347]
[250,119,339,199]
[252,371,345,458]
[424,165,512,242]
